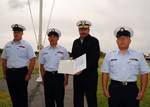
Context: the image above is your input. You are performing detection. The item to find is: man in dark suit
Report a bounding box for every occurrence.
[71,20,100,107]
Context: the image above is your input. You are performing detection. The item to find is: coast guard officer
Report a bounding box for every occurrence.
[1,24,36,107]
[101,26,150,107]
[40,28,69,107]
[71,20,100,107]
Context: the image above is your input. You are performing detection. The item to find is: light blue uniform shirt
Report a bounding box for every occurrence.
[101,49,150,82]
[40,45,69,72]
[1,40,36,68]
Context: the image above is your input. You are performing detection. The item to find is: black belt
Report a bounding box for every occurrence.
[111,80,136,86]
[7,66,28,71]
[45,71,58,75]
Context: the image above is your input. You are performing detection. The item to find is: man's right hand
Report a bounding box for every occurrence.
[103,89,111,98]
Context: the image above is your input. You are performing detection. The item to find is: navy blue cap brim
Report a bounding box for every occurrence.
[13,28,24,32]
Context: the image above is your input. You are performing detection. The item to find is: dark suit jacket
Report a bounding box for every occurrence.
[71,35,100,73]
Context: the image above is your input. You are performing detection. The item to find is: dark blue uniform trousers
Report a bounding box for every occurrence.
[44,71,64,107]
[6,67,28,107]
[73,71,98,107]
[108,80,139,107]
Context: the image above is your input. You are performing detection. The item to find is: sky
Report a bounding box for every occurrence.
[0,0,150,53]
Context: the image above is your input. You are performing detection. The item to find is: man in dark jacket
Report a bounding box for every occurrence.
[71,20,100,107]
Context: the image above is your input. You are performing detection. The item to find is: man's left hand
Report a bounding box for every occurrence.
[136,91,145,100]
[25,73,31,81]
[64,77,68,87]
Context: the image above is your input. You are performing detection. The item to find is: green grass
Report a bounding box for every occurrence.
[0,90,11,107]
[0,59,150,107]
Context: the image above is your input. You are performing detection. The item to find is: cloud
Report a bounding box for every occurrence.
[1,0,149,53]
[8,0,27,9]
[8,0,38,9]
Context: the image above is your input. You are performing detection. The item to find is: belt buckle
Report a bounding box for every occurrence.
[52,72,57,75]
[122,81,128,85]
[11,68,16,71]
[52,72,55,74]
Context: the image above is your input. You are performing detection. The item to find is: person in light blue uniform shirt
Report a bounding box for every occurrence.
[40,45,69,72]
[40,28,69,107]
[102,49,149,82]
[2,37,35,69]
[1,24,36,107]
[101,26,150,107]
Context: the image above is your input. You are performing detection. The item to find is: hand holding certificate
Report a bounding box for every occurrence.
[58,54,87,75]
